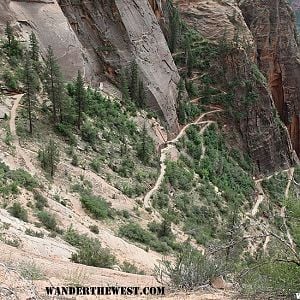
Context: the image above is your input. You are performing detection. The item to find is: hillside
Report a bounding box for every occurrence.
[0,1,299,299]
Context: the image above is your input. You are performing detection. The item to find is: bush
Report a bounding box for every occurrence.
[155,245,225,290]
[64,226,88,247]
[80,193,112,220]
[119,223,153,245]
[37,211,57,231]
[9,202,28,222]
[71,154,79,166]
[8,169,38,191]
[81,122,98,145]
[33,191,48,210]
[90,158,101,173]
[89,225,99,234]
[3,70,18,90]
[71,238,117,268]
[122,261,144,274]
[25,228,44,238]
[55,123,76,145]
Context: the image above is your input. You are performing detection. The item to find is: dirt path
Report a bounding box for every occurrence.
[144,109,222,209]
[9,94,37,175]
[285,167,294,198]
[251,167,295,253]
[251,181,265,217]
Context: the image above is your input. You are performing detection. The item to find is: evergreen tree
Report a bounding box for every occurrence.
[29,32,39,62]
[177,101,186,125]
[137,123,154,164]
[168,6,181,53]
[74,70,86,130]
[5,22,13,49]
[120,69,130,103]
[4,22,22,59]
[137,80,146,108]
[38,139,60,178]
[177,78,186,124]
[22,52,39,134]
[43,46,65,124]
[129,62,139,103]
[177,78,184,101]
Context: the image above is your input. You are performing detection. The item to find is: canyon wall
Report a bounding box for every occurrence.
[239,0,300,157]
[57,0,180,134]
[175,0,296,173]
[0,0,299,173]
[0,0,180,134]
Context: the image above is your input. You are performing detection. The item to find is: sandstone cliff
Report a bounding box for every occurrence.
[239,0,300,158]
[0,0,180,134]
[57,0,180,134]
[173,0,297,174]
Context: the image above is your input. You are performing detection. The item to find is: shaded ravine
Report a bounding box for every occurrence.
[144,109,222,209]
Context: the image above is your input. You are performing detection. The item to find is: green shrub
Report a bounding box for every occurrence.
[90,158,101,173]
[89,225,99,234]
[71,154,79,166]
[9,202,28,222]
[81,122,98,145]
[165,160,194,191]
[64,226,88,247]
[3,69,18,90]
[33,191,48,210]
[119,223,153,245]
[80,193,112,219]
[55,123,76,145]
[37,211,57,231]
[71,238,117,268]
[8,169,38,191]
[25,228,44,238]
[155,245,225,290]
[122,261,144,274]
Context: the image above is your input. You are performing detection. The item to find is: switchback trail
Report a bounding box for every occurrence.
[9,94,37,174]
[144,109,222,209]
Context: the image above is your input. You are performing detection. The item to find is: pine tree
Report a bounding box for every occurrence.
[74,70,86,130]
[120,69,130,103]
[5,22,13,49]
[137,123,154,164]
[168,6,181,53]
[177,78,186,124]
[129,62,139,103]
[137,80,146,108]
[29,32,39,62]
[4,22,22,59]
[43,46,65,124]
[38,139,60,178]
[22,52,39,134]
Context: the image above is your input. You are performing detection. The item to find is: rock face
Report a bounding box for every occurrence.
[0,0,97,81]
[174,0,296,173]
[239,0,300,156]
[57,0,180,134]
[0,0,180,134]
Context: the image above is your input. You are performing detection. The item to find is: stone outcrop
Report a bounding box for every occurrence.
[0,0,180,134]
[57,0,180,134]
[0,0,97,81]
[174,0,296,173]
[239,0,300,157]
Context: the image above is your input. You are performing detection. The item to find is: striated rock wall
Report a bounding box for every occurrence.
[239,0,300,157]
[0,0,180,134]
[175,0,296,173]
[57,0,180,134]
[0,0,98,81]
